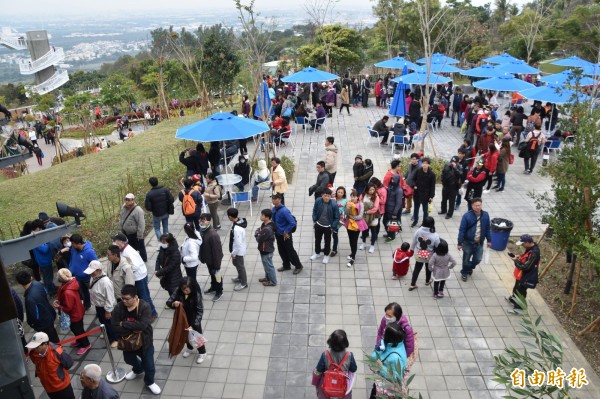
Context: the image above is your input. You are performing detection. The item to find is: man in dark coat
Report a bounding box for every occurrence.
[199,214,224,302]
[507,234,540,313]
[439,156,462,219]
[80,364,120,399]
[308,161,330,200]
[16,270,59,343]
[411,158,436,227]
[144,177,174,241]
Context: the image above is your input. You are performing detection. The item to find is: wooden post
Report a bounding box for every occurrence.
[539,245,565,280]
[578,316,600,336]
[568,259,582,317]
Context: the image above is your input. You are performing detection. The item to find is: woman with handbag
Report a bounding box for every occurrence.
[155,233,183,300]
[113,284,161,395]
[53,268,90,355]
[166,277,207,364]
[360,184,381,254]
[344,190,368,268]
[383,175,404,243]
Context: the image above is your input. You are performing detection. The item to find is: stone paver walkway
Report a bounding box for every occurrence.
[25,100,599,399]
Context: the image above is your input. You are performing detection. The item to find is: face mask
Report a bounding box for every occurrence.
[64,241,71,248]
[200,225,210,231]
[159,243,168,249]
[385,316,396,324]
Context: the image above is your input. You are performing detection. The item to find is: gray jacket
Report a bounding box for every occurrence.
[405,163,420,187]
[119,205,145,239]
[90,274,116,312]
[428,253,457,280]
[411,227,441,263]
[82,379,120,399]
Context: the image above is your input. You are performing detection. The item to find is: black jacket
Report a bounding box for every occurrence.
[155,244,183,293]
[441,163,462,190]
[200,227,223,271]
[255,222,275,254]
[309,171,330,198]
[166,287,203,330]
[24,281,56,330]
[514,244,541,288]
[234,162,250,185]
[145,186,174,217]
[113,299,154,350]
[11,288,24,321]
[179,151,209,175]
[413,167,436,202]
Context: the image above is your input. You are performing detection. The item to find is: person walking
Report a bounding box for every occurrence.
[457,198,491,282]
[411,158,436,227]
[119,193,147,262]
[166,277,207,364]
[227,208,249,291]
[339,85,351,115]
[464,161,488,211]
[408,217,440,291]
[493,139,511,192]
[427,239,457,299]
[155,233,183,298]
[26,332,75,399]
[53,269,91,355]
[312,330,357,399]
[522,122,546,174]
[506,234,540,313]
[199,214,224,302]
[310,188,338,265]
[179,178,203,231]
[256,209,277,286]
[16,269,59,343]
[203,174,222,229]
[272,193,303,274]
[181,223,202,280]
[360,184,381,252]
[80,364,120,399]
[113,284,161,395]
[144,177,174,241]
[84,260,118,348]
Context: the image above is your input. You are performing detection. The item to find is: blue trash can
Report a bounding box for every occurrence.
[490,218,513,251]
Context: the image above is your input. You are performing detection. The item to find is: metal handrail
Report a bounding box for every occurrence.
[0,35,26,50]
[18,47,64,74]
[30,69,69,95]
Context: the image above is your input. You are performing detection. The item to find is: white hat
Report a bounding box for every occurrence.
[26,332,49,349]
[125,193,135,200]
[84,260,103,275]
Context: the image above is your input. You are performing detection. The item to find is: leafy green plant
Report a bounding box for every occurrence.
[395,156,447,184]
[493,294,580,398]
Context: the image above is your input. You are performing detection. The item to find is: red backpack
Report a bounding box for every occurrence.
[322,351,350,398]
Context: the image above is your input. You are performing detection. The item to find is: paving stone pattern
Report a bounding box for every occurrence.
[27,99,600,398]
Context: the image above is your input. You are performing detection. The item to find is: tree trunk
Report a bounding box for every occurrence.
[578,315,600,336]
[539,245,565,280]
[568,259,582,317]
[564,253,576,294]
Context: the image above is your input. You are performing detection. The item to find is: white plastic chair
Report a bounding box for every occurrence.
[231,191,253,216]
[366,126,381,147]
[390,135,409,157]
[276,128,296,149]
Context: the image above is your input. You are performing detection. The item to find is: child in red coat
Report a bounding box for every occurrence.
[392,242,414,279]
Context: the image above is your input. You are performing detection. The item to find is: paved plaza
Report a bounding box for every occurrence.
[26,103,600,398]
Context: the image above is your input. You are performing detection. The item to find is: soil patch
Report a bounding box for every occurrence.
[507,238,600,376]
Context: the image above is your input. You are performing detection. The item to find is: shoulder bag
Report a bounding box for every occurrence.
[118,305,143,351]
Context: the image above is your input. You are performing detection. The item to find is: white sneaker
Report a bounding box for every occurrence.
[346,259,354,268]
[309,253,322,261]
[483,189,490,194]
[197,353,207,364]
[369,245,375,253]
[125,370,142,380]
[322,256,329,264]
[182,349,191,358]
[234,283,248,291]
[347,255,353,260]
[147,383,161,395]
[359,243,365,250]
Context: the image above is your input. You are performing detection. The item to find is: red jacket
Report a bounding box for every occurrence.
[30,344,72,393]
[57,278,85,323]
[375,81,382,96]
[483,150,499,173]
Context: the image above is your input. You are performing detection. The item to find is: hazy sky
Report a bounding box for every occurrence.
[5,0,525,19]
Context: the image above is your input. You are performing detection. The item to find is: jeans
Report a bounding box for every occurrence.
[185,266,198,281]
[412,200,429,224]
[455,192,462,208]
[353,181,366,196]
[232,256,247,285]
[460,242,483,276]
[123,345,156,386]
[40,266,57,296]
[71,319,90,347]
[361,220,380,246]
[96,306,116,343]
[441,187,457,216]
[451,109,459,125]
[496,172,506,190]
[261,252,277,285]
[152,214,169,240]
[410,261,432,286]
[76,275,91,309]
[332,229,339,252]
[135,276,157,317]
[328,172,336,185]
[276,234,303,270]
[314,224,332,256]
[347,230,360,259]
[185,215,200,231]
[234,182,245,192]
[125,234,147,262]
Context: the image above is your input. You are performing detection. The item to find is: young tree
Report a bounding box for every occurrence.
[298,25,364,73]
[149,28,173,119]
[372,0,403,59]
[168,27,204,98]
[499,1,547,64]
[304,0,338,72]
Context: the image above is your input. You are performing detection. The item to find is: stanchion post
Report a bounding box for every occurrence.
[101,324,126,383]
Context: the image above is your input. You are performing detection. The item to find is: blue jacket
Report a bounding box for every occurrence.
[370,342,408,380]
[312,198,339,230]
[272,204,296,236]
[69,241,98,279]
[24,281,56,330]
[32,243,53,268]
[457,210,491,245]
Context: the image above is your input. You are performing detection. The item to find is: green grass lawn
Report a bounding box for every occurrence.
[539,61,568,74]
[60,125,115,139]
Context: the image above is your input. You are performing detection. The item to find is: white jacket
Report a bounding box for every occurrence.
[181,235,202,268]
[122,244,147,280]
[231,224,247,257]
[90,274,116,312]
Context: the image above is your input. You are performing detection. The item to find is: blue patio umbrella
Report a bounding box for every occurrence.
[391,68,452,85]
[495,60,541,74]
[374,56,418,70]
[460,64,504,78]
[581,63,600,76]
[281,66,340,83]
[428,62,463,73]
[483,53,522,64]
[176,112,269,141]
[539,70,597,86]
[473,75,535,92]
[550,56,595,69]
[519,84,589,104]
[389,65,409,118]
[254,80,273,119]
[416,53,459,64]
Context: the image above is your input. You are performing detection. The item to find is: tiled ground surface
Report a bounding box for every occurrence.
[26,99,599,398]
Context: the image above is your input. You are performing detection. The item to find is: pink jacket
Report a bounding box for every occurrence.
[377,187,387,215]
[376,314,415,357]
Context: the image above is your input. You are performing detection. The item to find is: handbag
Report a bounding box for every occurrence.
[387,221,401,233]
[282,107,292,117]
[59,311,71,333]
[402,183,414,197]
[118,305,143,351]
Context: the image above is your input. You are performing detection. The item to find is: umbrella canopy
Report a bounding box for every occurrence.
[374,56,419,70]
[176,112,269,141]
[254,81,273,119]
[281,66,340,83]
[389,65,409,118]
[473,75,535,92]
[495,60,541,74]
[550,56,595,69]
[483,53,522,64]
[428,62,463,73]
[461,64,504,78]
[539,70,597,86]
[581,63,600,76]
[391,68,452,85]
[416,53,459,64]
[519,84,589,104]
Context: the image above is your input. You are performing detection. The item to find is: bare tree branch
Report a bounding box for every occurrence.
[304,0,338,72]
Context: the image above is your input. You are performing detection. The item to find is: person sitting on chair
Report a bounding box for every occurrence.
[309,102,327,130]
[233,156,250,192]
[251,160,271,202]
